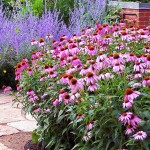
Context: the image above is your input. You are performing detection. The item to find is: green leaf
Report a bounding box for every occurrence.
[32,130,39,144]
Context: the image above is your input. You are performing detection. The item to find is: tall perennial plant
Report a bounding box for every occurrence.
[13,22,150,149]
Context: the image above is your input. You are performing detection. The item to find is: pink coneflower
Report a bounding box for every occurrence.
[87,45,97,56]
[113,62,125,73]
[28,94,38,102]
[64,93,74,105]
[103,34,113,44]
[125,125,136,135]
[128,114,141,127]
[3,86,12,94]
[59,46,69,58]
[120,31,129,41]
[70,92,80,101]
[131,83,142,88]
[112,53,125,65]
[96,52,107,62]
[59,89,66,102]
[16,84,21,91]
[52,98,59,107]
[133,131,147,140]
[31,52,38,59]
[119,112,133,125]
[27,68,34,75]
[115,43,125,50]
[99,72,114,80]
[31,39,38,45]
[126,53,137,62]
[72,56,82,66]
[26,88,35,96]
[60,74,69,84]
[146,54,150,68]
[45,108,50,113]
[41,93,47,99]
[45,34,53,39]
[142,76,150,87]
[83,132,92,141]
[85,72,99,85]
[33,108,41,113]
[77,114,85,119]
[80,66,89,76]
[143,45,150,52]
[124,88,140,100]
[134,71,142,79]
[48,71,57,78]
[40,75,45,82]
[133,62,146,73]
[15,73,22,80]
[88,83,99,92]
[69,78,84,93]
[123,98,133,109]
[39,38,45,47]
[86,121,95,130]
[69,44,80,55]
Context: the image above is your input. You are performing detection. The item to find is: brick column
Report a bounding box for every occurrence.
[109,1,150,28]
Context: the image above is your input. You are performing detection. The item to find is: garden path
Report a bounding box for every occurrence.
[0,92,37,150]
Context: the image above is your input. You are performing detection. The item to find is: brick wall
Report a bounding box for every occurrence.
[121,8,150,28]
[109,1,150,28]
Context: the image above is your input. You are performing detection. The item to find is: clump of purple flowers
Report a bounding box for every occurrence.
[0,0,107,66]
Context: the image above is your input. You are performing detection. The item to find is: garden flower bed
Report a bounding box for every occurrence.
[13,22,150,149]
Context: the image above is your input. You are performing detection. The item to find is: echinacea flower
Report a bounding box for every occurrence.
[69,78,84,93]
[112,53,125,65]
[113,62,125,74]
[26,88,35,96]
[77,114,85,119]
[88,83,99,92]
[125,125,136,135]
[124,88,140,101]
[16,84,21,91]
[52,98,59,107]
[63,93,74,105]
[123,98,133,109]
[119,112,133,125]
[86,121,95,130]
[142,76,150,87]
[85,72,99,85]
[48,71,57,78]
[133,62,146,73]
[99,72,114,80]
[3,86,12,94]
[128,114,141,127]
[27,68,34,75]
[83,132,92,141]
[39,38,45,47]
[133,131,147,140]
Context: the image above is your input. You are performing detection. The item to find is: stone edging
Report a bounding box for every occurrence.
[109,1,150,9]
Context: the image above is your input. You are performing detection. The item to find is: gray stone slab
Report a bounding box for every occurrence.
[109,1,150,9]
[7,120,37,132]
[0,125,19,136]
[0,143,12,150]
[0,106,25,124]
[0,95,14,105]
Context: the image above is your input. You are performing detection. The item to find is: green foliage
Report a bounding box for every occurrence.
[0,63,17,89]
[105,6,121,24]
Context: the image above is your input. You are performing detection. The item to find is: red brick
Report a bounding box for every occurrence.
[139,17,149,22]
[139,9,150,13]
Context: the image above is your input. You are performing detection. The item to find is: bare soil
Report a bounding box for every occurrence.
[0,132,31,150]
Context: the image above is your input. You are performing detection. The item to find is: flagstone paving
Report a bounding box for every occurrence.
[0,93,37,150]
